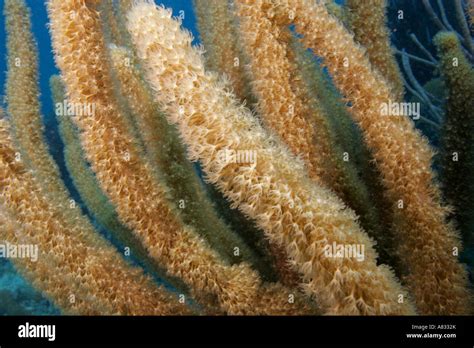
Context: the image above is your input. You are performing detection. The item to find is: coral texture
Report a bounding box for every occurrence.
[346,0,404,99]
[273,0,470,314]
[48,0,308,315]
[194,0,253,104]
[0,118,192,315]
[127,0,415,315]
[0,0,471,317]
[108,45,262,270]
[435,32,474,250]
[49,75,182,288]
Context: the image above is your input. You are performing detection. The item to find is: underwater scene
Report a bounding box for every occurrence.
[0,0,473,317]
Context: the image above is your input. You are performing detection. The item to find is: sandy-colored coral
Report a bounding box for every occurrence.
[288,35,399,269]
[48,0,310,315]
[325,1,347,24]
[4,0,107,251]
[346,0,404,100]
[235,0,326,183]
[465,0,474,32]
[274,0,471,314]
[237,1,389,263]
[127,1,415,315]
[0,118,192,315]
[194,0,253,104]
[100,0,123,45]
[5,0,64,200]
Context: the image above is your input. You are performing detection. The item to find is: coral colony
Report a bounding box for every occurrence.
[0,0,473,316]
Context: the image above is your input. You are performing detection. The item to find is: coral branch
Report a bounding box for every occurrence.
[4,0,114,253]
[235,0,325,182]
[289,37,401,271]
[454,0,474,56]
[400,51,443,122]
[408,33,438,65]
[49,75,187,290]
[347,0,404,99]
[194,0,254,104]
[435,32,474,250]
[422,0,447,31]
[108,45,266,271]
[100,0,122,45]
[236,0,393,269]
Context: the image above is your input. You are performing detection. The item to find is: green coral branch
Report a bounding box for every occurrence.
[290,39,401,272]
[435,32,474,251]
[49,75,189,294]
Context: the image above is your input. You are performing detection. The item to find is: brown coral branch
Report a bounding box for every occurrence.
[346,0,404,99]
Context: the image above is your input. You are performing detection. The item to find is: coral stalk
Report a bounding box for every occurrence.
[127,0,415,315]
[108,46,264,271]
[435,32,474,250]
[346,0,404,99]
[100,0,123,46]
[4,0,105,251]
[49,75,186,290]
[236,0,391,267]
[235,0,327,183]
[193,0,254,104]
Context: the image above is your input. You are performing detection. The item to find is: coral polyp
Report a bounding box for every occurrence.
[0,0,472,316]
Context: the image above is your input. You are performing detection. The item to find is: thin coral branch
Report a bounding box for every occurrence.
[346,0,404,99]
[454,0,474,56]
[409,33,438,64]
[401,51,443,122]
[394,49,437,67]
[435,31,474,249]
[194,0,254,104]
[422,0,447,31]
[436,0,456,33]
